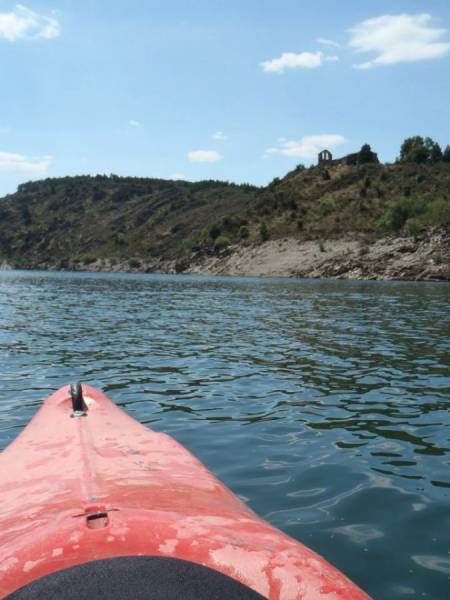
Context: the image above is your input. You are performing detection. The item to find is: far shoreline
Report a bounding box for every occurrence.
[2,230,449,283]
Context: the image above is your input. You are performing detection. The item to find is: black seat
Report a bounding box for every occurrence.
[7,555,265,599]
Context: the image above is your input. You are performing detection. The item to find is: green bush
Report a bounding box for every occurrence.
[422,198,450,227]
[405,218,421,237]
[378,197,450,233]
[259,222,269,241]
[221,215,242,232]
[183,229,210,252]
[214,235,231,251]
[378,197,427,231]
[238,225,249,239]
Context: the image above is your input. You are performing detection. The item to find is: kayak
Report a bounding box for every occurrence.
[0,384,371,599]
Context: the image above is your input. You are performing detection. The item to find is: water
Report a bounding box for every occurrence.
[0,271,449,599]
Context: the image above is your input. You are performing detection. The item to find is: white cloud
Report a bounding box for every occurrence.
[326,55,340,62]
[128,120,141,127]
[349,13,450,69]
[212,131,227,140]
[171,172,187,180]
[261,51,323,73]
[0,5,60,41]
[0,151,52,173]
[188,150,222,163]
[265,135,347,159]
[317,38,340,48]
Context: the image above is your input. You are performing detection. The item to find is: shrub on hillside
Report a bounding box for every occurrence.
[182,229,210,253]
[214,235,231,251]
[405,218,421,238]
[422,198,450,227]
[378,197,427,231]
[259,222,269,241]
[238,225,249,239]
[378,197,450,233]
[208,223,221,240]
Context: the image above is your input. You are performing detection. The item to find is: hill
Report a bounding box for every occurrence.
[0,161,449,280]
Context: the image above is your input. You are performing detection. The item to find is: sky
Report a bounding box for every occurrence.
[1,0,450,196]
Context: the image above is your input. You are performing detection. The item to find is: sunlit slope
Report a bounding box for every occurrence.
[0,163,449,270]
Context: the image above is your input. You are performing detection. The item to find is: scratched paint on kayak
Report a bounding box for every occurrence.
[0,385,370,599]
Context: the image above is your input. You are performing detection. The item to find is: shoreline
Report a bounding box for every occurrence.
[2,230,449,282]
[186,232,449,281]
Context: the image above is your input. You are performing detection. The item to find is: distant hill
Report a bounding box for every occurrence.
[0,161,449,274]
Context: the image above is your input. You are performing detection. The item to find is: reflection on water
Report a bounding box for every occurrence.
[0,271,449,598]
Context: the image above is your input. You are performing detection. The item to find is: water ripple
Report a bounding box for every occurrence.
[0,271,449,599]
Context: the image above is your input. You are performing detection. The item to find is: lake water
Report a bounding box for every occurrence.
[0,271,449,599]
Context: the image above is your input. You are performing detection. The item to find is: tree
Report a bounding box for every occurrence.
[424,137,436,157]
[399,136,431,164]
[443,145,450,162]
[430,142,443,163]
[268,177,280,189]
[358,143,375,164]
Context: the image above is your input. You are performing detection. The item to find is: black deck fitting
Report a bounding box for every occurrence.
[70,382,88,417]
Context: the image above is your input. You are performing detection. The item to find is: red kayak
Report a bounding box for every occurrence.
[0,384,371,599]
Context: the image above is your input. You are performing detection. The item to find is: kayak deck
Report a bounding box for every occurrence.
[0,385,370,599]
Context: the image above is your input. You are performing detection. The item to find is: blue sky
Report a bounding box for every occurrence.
[1,0,450,196]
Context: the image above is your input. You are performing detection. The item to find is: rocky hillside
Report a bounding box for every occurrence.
[0,162,449,279]
[0,175,259,270]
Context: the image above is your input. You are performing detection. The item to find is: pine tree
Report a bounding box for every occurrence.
[443,145,450,162]
[430,142,443,162]
[399,136,429,163]
[358,144,375,164]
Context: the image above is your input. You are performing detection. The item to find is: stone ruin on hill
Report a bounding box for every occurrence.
[318,146,379,167]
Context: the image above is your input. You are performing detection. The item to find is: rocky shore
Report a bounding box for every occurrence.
[185,230,450,281]
[5,229,448,282]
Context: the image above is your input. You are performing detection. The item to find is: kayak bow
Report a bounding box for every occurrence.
[0,384,371,599]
